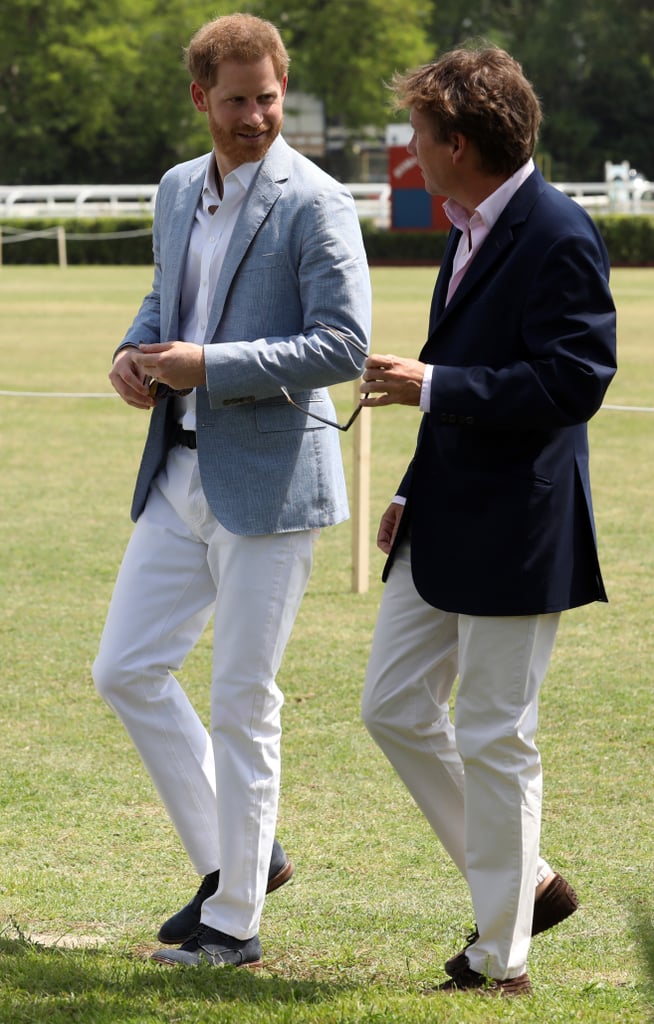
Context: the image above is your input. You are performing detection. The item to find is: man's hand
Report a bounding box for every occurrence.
[377,501,404,554]
[134,342,206,393]
[109,346,155,409]
[360,353,426,407]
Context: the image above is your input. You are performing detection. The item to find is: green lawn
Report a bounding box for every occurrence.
[0,265,652,1023]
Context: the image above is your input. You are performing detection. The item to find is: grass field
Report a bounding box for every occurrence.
[0,265,653,1023]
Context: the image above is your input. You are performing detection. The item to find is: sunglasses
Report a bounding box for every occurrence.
[281,386,362,431]
[280,320,366,430]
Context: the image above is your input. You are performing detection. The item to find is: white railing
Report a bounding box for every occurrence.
[347,183,390,227]
[0,182,391,227]
[0,184,158,218]
[554,180,654,214]
[2,179,652,225]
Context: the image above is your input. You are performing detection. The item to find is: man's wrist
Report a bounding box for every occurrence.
[112,342,139,364]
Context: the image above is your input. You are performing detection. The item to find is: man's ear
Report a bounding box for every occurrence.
[450,132,467,162]
[190,81,208,113]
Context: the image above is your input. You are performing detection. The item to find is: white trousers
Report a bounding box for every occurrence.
[93,446,315,939]
[361,541,560,979]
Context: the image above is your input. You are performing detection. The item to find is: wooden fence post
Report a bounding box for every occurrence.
[57,225,67,268]
[351,381,371,593]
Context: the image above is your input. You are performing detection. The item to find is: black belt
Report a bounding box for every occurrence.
[172,425,197,450]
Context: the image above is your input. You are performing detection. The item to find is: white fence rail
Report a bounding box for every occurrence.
[1,179,652,231]
[553,180,654,214]
[0,182,392,227]
[0,183,158,217]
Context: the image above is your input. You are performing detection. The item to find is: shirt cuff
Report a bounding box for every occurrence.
[420,364,434,412]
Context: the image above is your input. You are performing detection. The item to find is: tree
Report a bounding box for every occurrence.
[0,0,223,183]
[1,0,653,184]
[424,0,654,179]
[575,0,654,178]
[0,0,432,183]
[253,0,433,173]
[256,0,432,128]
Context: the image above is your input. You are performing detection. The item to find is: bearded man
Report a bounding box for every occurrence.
[93,13,370,969]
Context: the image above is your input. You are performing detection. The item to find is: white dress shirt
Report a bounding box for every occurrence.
[177,157,261,431]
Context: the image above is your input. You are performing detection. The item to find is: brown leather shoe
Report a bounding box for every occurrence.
[429,955,532,996]
[445,872,578,976]
[533,872,579,934]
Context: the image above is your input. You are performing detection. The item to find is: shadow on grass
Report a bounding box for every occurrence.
[0,932,358,1023]
[632,905,654,1018]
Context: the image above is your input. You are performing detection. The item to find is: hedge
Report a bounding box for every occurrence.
[1,214,653,267]
[0,218,154,266]
[362,216,654,267]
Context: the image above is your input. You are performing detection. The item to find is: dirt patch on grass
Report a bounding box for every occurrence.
[27,931,109,949]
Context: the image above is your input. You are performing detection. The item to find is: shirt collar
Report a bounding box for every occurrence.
[444,158,535,233]
[201,157,262,211]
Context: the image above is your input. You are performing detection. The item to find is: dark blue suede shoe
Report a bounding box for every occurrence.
[151,925,262,967]
[157,838,293,944]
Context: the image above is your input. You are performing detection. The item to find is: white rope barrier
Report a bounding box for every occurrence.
[0,223,152,267]
[0,226,151,243]
[0,390,118,398]
[1,391,651,413]
[0,226,66,242]
[601,404,654,413]
[0,390,649,594]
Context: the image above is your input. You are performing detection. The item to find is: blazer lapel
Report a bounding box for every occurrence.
[425,168,546,341]
[440,218,514,315]
[205,138,289,341]
[163,159,207,341]
[428,228,459,334]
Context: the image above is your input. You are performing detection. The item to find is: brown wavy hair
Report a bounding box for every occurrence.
[391,46,542,177]
[185,13,290,90]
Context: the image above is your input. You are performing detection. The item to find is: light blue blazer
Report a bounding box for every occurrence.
[119,136,372,534]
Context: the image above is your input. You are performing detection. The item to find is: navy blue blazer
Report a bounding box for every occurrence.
[388,168,617,616]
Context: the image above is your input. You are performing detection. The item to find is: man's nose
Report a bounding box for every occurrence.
[243,103,265,125]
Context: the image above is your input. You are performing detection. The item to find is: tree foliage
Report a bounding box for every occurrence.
[255,0,432,129]
[425,0,654,179]
[0,0,221,183]
[0,0,652,183]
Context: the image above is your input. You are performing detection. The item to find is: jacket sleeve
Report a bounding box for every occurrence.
[203,184,371,405]
[115,178,167,355]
